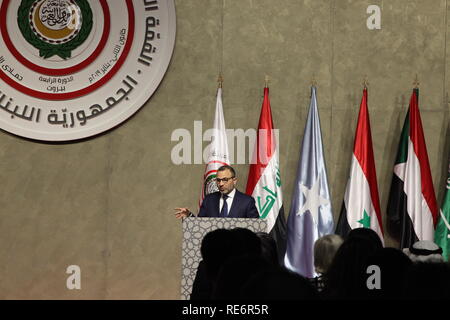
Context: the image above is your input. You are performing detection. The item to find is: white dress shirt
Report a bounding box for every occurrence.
[219,188,236,216]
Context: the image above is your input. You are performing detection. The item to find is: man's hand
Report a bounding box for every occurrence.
[174,207,192,219]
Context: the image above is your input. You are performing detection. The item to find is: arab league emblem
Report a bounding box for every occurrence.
[0,0,176,141]
[18,0,92,59]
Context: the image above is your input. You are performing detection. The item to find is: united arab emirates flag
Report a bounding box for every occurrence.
[434,158,450,261]
[336,88,384,243]
[387,89,438,248]
[246,86,287,262]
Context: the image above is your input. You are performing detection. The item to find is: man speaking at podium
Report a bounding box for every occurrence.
[175,165,259,219]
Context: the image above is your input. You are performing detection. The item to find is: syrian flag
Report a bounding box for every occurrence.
[435,157,450,261]
[199,87,230,207]
[284,86,334,278]
[336,88,384,243]
[246,86,287,262]
[386,89,438,248]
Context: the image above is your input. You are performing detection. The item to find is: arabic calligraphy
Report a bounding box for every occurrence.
[38,75,74,85]
[0,75,137,127]
[256,166,282,219]
[144,0,158,11]
[138,16,160,66]
[46,75,138,128]
[119,28,127,46]
[88,29,127,83]
[40,0,72,29]
[1,63,23,82]
[0,55,24,82]
[0,91,41,122]
[38,75,74,92]
[88,62,113,83]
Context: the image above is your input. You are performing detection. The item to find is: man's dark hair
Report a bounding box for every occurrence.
[217,165,236,177]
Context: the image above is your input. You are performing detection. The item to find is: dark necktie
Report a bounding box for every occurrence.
[220,194,229,217]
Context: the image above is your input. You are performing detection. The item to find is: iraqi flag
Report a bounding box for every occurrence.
[246,86,287,262]
[336,88,384,243]
[199,87,230,207]
[387,89,438,248]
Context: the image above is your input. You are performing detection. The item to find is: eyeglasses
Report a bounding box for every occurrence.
[215,177,235,183]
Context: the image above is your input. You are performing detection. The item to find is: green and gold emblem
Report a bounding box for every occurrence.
[18,0,92,59]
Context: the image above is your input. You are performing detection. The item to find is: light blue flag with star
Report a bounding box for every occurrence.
[284,86,334,278]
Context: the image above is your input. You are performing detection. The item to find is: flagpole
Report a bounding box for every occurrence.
[265,75,270,88]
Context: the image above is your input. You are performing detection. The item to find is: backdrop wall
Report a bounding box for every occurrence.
[0,0,448,299]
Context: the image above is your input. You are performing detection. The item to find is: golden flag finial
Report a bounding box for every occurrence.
[311,74,317,87]
[217,74,223,88]
[264,75,270,88]
[363,75,369,89]
[413,74,419,89]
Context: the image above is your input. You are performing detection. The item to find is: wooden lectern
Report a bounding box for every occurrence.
[180,217,268,300]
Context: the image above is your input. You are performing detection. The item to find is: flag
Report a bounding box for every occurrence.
[284,86,334,278]
[336,87,384,243]
[435,158,450,261]
[246,86,287,262]
[199,87,230,207]
[386,89,438,248]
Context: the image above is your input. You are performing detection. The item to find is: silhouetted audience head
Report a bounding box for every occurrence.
[193,228,263,300]
[190,260,211,300]
[191,229,233,300]
[347,228,383,250]
[314,234,344,274]
[212,255,272,300]
[240,268,318,300]
[228,228,262,258]
[200,229,233,280]
[365,247,412,299]
[200,228,261,277]
[403,262,450,299]
[210,228,262,299]
[322,236,380,299]
[195,227,450,301]
[256,232,279,266]
[403,240,444,263]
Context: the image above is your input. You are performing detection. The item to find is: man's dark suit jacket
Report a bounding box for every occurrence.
[198,190,259,218]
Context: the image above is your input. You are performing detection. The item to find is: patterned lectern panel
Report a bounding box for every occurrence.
[180,217,268,300]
